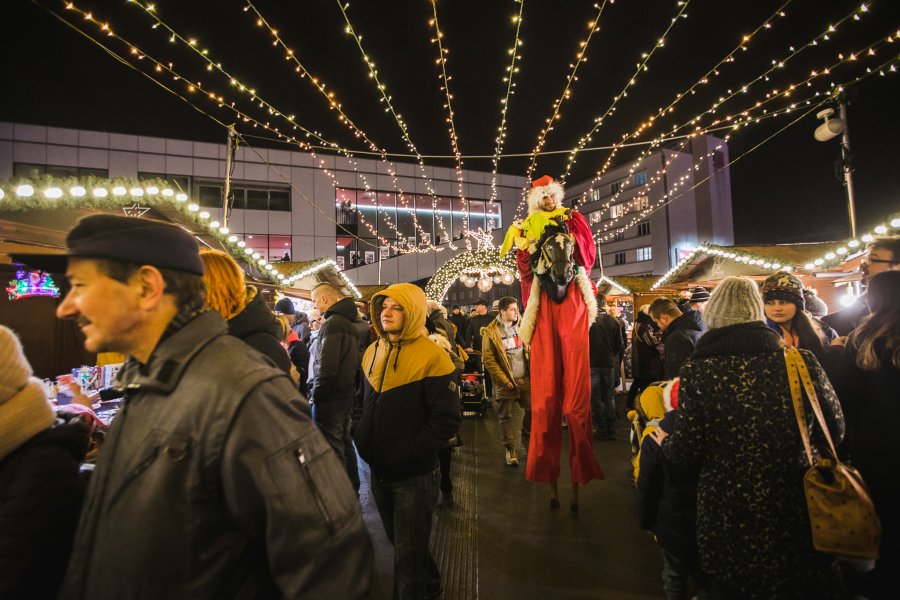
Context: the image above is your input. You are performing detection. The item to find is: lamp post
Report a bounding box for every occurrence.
[814,91,857,238]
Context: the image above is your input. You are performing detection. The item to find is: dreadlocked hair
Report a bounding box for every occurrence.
[200,249,247,320]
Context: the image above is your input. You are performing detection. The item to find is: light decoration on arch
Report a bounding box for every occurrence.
[425,247,517,301]
[240,0,455,249]
[428,0,470,249]
[560,0,693,183]
[7,270,60,301]
[335,0,456,247]
[489,0,526,204]
[519,0,612,215]
[651,244,794,290]
[597,274,631,295]
[0,176,283,285]
[280,258,363,300]
[577,1,874,210]
[799,212,900,272]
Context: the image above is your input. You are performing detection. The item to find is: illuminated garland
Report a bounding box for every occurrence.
[0,175,281,284]
[279,258,362,299]
[651,244,794,290]
[425,248,516,301]
[800,213,900,271]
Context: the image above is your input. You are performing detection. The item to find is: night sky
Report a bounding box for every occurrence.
[3,0,899,244]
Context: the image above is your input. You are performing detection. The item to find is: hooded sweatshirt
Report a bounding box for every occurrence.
[228,287,292,375]
[354,284,461,482]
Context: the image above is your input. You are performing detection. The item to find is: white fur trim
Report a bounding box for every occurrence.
[518,278,542,345]
[663,378,679,412]
[527,182,565,215]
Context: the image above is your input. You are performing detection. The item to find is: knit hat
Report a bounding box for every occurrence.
[527,175,565,215]
[663,378,680,412]
[0,326,55,461]
[802,288,828,317]
[274,297,296,315]
[761,272,805,310]
[689,287,711,303]
[703,277,766,329]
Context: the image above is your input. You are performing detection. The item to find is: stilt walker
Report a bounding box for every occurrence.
[500,175,604,511]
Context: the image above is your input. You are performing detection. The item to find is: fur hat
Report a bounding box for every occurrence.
[703,276,766,329]
[527,175,565,215]
[0,326,55,461]
[663,378,680,412]
[761,272,805,309]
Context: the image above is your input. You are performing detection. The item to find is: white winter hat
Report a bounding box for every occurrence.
[703,277,766,329]
[0,326,55,460]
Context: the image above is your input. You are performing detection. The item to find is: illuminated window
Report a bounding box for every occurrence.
[610,204,626,219]
[636,246,652,262]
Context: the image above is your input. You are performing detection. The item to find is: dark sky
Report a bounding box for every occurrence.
[3,0,899,244]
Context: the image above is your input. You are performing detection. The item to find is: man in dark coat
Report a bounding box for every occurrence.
[12,215,371,599]
[649,298,705,379]
[310,282,362,489]
[448,304,469,348]
[589,294,624,440]
[628,306,664,410]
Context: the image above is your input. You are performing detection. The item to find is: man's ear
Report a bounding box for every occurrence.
[134,265,168,310]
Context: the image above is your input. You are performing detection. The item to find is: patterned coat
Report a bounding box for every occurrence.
[662,321,845,599]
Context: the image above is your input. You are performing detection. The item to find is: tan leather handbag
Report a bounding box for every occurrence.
[785,347,881,559]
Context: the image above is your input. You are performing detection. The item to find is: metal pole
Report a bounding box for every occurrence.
[838,100,858,238]
[223,124,236,229]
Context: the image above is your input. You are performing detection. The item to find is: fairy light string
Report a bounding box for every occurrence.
[560,0,693,183]
[489,0,526,203]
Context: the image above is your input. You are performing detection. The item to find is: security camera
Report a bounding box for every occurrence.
[814,108,845,142]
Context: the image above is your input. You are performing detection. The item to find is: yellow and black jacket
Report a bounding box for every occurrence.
[353,284,461,482]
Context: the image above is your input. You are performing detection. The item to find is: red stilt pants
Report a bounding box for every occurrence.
[526,285,605,484]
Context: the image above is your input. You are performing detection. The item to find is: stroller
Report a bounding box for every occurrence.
[460,351,490,417]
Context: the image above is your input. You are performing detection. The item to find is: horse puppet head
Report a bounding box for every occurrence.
[531,218,575,303]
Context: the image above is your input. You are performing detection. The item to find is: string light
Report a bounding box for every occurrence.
[489,0,526,204]
[425,248,516,301]
[279,258,362,299]
[799,212,900,271]
[560,0,692,183]
[652,244,794,290]
[519,0,612,216]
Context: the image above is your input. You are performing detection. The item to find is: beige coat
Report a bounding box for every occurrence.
[481,319,530,400]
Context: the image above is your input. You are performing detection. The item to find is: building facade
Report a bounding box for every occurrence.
[0,122,527,287]
[567,134,734,278]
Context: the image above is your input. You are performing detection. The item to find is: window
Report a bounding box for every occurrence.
[610,204,626,219]
[610,181,621,195]
[614,252,627,265]
[15,163,109,178]
[245,189,269,211]
[632,171,648,186]
[613,230,625,242]
[588,210,603,224]
[637,221,651,236]
[198,184,224,208]
[636,246,652,262]
[589,188,602,203]
[633,195,649,212]
[138,172,190,194]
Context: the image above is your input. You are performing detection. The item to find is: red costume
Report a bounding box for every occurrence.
[503,176,604,484]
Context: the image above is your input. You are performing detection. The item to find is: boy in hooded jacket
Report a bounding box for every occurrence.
[354,283,461,600]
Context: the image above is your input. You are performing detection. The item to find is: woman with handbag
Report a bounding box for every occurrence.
[829,270,900,599]
[651,277,846,599]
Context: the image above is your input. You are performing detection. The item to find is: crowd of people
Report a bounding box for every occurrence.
[0,208,897,600]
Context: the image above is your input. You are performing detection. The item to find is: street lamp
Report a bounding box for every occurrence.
[813,91,857,237]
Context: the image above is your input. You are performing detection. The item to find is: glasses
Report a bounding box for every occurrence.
[863,258,897,265]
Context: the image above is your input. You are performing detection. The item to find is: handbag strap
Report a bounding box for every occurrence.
[785,347,815,466]
[785,347,840,462]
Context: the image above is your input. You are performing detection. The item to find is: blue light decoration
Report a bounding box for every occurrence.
[6,270,60,300]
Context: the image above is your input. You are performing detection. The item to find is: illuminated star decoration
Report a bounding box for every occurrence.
[122,203,151,218]
[466,228,495,250]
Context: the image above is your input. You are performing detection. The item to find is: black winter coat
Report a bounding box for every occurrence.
[228,291,292,375]
[631,311,664,380]
[662,310,705,378]
[465,314,495,351]
[310,297,360,404]
[662,322,845,599]
[0,420,88,600]
[637,411,700,572]
[830,342,900,564]
[448,312,469,347]
[589,310,624,368]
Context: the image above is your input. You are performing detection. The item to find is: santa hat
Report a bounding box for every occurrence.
[527,175,565,215]
[663,378,680,412]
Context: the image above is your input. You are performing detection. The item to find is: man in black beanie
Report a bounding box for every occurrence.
[11,214,372,599]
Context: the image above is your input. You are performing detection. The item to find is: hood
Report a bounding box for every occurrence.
[228,287,282,341]
[370,283,427,343]
[669,310,705,334]
[326,296,360,322]
[636,310,656,327]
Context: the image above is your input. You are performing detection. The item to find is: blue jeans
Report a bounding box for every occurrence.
[370,469,442,600]
[590,366,617,436]
[312,397,360,492]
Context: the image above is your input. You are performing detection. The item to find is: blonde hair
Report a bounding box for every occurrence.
[200,249,247,320]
